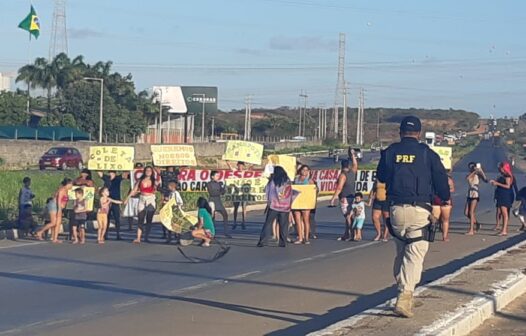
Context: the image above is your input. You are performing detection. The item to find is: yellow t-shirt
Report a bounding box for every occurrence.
[376,182,387,201]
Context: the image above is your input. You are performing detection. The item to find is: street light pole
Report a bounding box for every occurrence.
[193,94,206,142]
[83,77,104,143]
[155,88,163,144]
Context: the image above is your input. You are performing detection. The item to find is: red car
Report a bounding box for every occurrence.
[39,147,84,170]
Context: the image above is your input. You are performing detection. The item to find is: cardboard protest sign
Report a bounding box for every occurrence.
[224,177,268,203]
[431,146,453,170]
[65,187,95,211]
[159,198,197,234]
[222,140,264,165]
[88,146,135,171]
[267,154,297,180]
[151,145,197,167]
[291,184,317,210]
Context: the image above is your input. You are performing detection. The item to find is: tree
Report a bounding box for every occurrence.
[0,92,28,125]
[16,57,56,114]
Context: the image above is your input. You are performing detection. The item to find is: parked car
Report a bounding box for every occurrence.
[39,147,84,171]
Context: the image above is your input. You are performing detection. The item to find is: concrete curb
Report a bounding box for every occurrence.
[416,242,526,336]
[308,239,526,336]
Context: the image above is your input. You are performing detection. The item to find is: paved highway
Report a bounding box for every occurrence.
[0,140,524,336]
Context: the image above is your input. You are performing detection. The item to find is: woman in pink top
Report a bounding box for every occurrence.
[257,166,295,247]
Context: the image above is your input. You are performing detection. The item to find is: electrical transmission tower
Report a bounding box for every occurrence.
[49,0,69,60]
[332,33,346,138]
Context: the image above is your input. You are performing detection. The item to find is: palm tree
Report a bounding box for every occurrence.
[16,57,56,114]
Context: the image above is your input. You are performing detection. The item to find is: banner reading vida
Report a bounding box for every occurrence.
[151,145,197,167]
[88,146,135,171]
[222,141,264,165]
[224,177,268,203]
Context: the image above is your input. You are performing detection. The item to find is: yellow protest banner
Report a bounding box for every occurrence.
[267,154,297,180]
[151,145,197,167]
[66,187,95,211]
[432,146,453,170]
[88,146,135,171]
[224,177,268,203]
[291,184,317,210]
[222,140,264,165]
[159,198,197,233]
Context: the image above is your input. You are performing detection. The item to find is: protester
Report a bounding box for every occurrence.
[71,188,87,244]
[207,170,231,238]
[158,166,179,194]
[39,197,54,239]
[98,171,128,240]
[73,169,95,187]
[514,186,526,231]
[490,161,514,236]
[351,192,366,241]
[330,154,358,241]
[227,161,251,230]
[164,181,184,243]
[125,166,159,243]
[465,162,488,235]
[192,197,216,247]
[292,164,315,244]
[97,187,123,244]
[35,178,73,243]
[124,162,145,230]
[257,166,294,247]
[432,173,455,242]
[18,177,36,236]
[369,180,390,242]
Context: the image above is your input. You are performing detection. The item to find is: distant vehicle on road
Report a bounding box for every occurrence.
[291,136,307,142]
[328,148,344,162]
[425,132,436,146]
[39,147,83,171]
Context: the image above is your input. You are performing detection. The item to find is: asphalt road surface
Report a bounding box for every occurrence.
[0,140,524,336]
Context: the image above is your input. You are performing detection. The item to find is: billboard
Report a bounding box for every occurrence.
[152,86,218,115]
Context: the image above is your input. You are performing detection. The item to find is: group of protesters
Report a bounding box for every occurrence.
[15,146,526,248]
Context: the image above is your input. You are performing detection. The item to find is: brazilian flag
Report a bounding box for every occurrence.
[18,5,40,39]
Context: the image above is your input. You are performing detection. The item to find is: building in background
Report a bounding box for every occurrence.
[142,86,218,144]
[0,73,13,92]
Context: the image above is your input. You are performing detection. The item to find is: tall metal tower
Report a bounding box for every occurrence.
[49,0,69,60]
[332,33,346,138]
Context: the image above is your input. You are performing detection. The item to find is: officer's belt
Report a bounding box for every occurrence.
[386,202,434,244]
[389,202,433,213]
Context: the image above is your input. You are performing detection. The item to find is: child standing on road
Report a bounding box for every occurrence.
[351,192,366,241]
[72,188,87,244]
[98,187,123,244]
[18,177,36,236]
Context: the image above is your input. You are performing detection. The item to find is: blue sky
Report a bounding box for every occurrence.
[1,0,524,116]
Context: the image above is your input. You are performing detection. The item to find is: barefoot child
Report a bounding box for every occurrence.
[98,187,123,244]
[351,192,366,241]
[192,197,215,247]
[72,188,87,244]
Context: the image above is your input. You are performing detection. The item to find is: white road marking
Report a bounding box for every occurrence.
[331,241,377,254]
[113,300,139,309]
[0,241,46,250]
[229,270,261,279]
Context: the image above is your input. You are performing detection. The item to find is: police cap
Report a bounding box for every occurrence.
[400,116,422,132]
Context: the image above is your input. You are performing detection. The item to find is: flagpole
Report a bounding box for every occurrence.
[26,3,31,118]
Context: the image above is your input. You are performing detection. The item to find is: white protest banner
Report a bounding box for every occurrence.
[224,177,268,203]
[151,145,197,167]
[177,169,264,192]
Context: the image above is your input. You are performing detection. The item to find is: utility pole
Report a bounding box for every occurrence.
[318,107,322,140]
[299,91,308,137]
[211,117,215,141]
[333,33,346,138]
[244,95,252,140]
[356,88,365,146]
[377,107,381,143]
[342,84,348,144]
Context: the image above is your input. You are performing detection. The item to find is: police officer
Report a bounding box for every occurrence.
[376,116,450,318]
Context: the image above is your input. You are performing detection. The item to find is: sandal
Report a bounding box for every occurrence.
[293,240,303,245]
[132,239,141,244]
